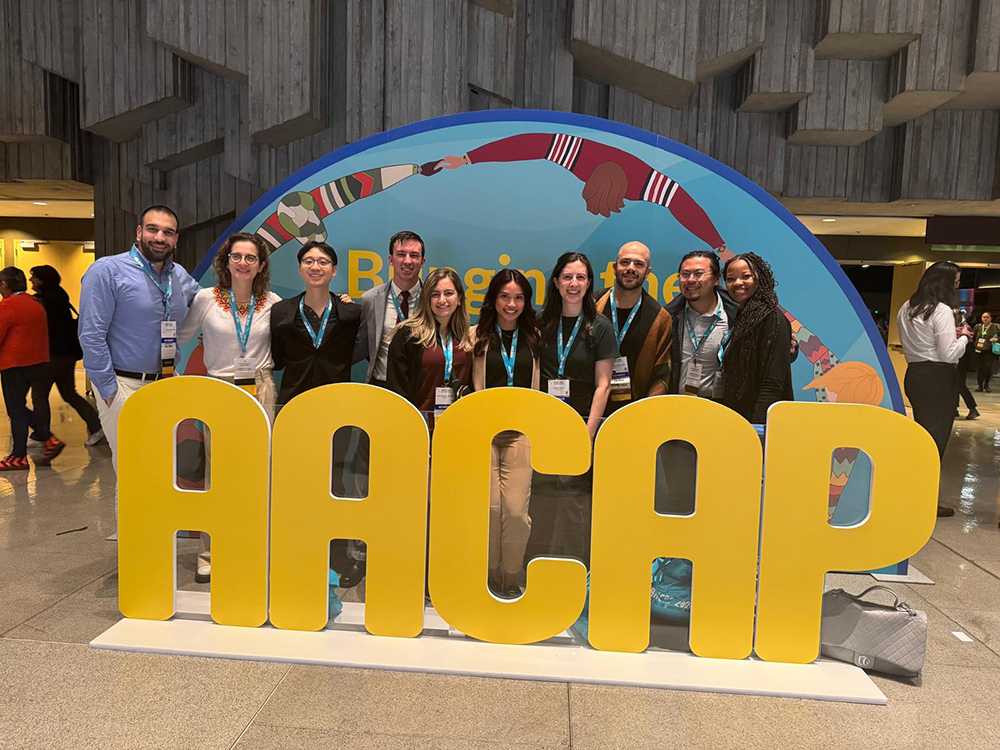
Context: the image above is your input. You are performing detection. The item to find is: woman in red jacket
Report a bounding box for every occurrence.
[0,267,65,470]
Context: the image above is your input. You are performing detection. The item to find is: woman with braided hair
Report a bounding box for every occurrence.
[720,252,794,425]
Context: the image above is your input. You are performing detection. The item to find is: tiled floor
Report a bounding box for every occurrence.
[2,374,1000,749]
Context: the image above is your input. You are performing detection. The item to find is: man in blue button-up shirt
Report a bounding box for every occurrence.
[79,205,200,480]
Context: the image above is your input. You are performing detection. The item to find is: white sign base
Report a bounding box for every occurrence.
[90,593,885,705]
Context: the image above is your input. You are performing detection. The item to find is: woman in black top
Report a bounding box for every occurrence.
[29,265,103,446]
[527,252,618,569]
[471,269,540,598]
[720,252,793,425]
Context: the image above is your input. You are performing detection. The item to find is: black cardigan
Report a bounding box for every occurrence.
[722,308,794,424]
[270,293,361,405]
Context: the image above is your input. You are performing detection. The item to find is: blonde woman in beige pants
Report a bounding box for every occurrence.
[471,269,542,599]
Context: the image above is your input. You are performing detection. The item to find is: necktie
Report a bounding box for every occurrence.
[400,289,410,318]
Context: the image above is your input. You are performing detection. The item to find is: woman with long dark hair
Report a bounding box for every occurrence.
[29,265,103,451]
[386,267,473,425]
[471,269,541,598]
[720,252,793,424]
[897,261,972,517]
[527,252,618,569]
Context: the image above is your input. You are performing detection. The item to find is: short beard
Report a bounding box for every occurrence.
[139,237,174,264]
[615,273,644,291]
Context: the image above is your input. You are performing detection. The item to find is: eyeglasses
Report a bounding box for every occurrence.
[229,253,259,265]
[679,270,710,280]
[301,257,333,268]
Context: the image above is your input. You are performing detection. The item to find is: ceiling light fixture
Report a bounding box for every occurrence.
[821,218,837,222]
[861,264,870,268]
[33,201,48,206]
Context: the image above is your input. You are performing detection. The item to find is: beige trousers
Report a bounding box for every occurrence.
[489,431,532,589]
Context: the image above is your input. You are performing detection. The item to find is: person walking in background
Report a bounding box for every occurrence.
[954,308,979,420]
[471,269,541,599]
[720,252,793,425]
[28,265,104,447]
[897,261,971,518]
[972,310,998,393]
[0,267,65,470]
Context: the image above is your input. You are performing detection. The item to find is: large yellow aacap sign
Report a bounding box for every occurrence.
[117,377,939,665]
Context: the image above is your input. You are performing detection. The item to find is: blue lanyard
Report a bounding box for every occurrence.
[130,247,173,319]
[610,287,642,346]
[227,290,255,355]
[557,315,583,378]
[299,295,332,349]
[388,285,415,321]
[495,324,518,387]
[685,297,723,359]
[439,331,454,383]
[718,330,733,365]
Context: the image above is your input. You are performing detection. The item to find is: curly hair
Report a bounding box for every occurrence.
[213,232,271,298]
[722,252,782,406]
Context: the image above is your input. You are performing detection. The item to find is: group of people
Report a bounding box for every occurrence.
[62,203,796,597]
[0,265,105,471]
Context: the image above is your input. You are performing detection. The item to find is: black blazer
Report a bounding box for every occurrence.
[385,326,426,407]
[270,293,361,405]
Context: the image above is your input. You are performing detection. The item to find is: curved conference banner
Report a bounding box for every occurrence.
[187,110,900,533]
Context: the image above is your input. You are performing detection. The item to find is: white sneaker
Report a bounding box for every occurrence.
[84,428,106,446]
[195,564,211,584]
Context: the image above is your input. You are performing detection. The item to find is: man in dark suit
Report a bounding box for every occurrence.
[354,230,426,386]
[342,230,426,586]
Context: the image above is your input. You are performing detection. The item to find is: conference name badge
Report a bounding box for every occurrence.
[160,320,177,376]
[548,378,570,402]
[234,356,257,396]
[610,356,632,402]
[684,363,702,395]
[435,386,455,416]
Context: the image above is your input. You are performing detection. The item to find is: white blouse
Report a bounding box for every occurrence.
[179,286,282,377]
[897,301,968,364]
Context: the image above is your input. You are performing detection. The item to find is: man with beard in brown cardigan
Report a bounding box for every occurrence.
[594,241,673,417]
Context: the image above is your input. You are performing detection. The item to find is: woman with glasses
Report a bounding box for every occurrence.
[527,252,618,569]
[386,267,473,427]
[179,232,281,413]
[178,231,281,583]
[269,241,361,407]
[471,269,540,598]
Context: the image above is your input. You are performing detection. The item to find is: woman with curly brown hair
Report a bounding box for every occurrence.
[720,252,793,425]
[178,231,281,583]
[179,232,281,410]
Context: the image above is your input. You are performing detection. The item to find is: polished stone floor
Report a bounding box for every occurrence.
[2,374,1000,749]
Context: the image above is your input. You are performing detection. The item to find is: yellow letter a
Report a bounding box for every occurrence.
[118,377,271,626]
[269,383,429,635]
[428,388,590,644]
[755,402,939,663]
[588,396,762,658]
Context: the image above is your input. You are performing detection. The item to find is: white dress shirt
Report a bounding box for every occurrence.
[897,301,968,364]
[373,279,421,380]
[178,287,282,376]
